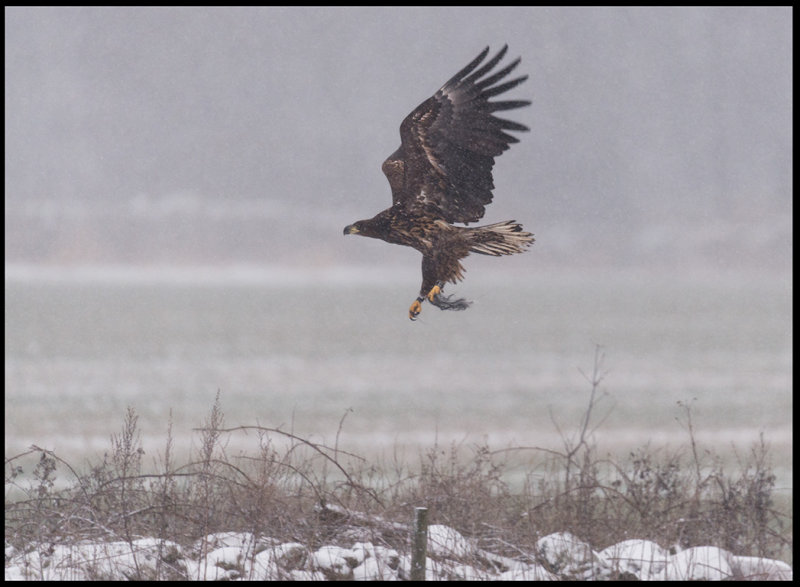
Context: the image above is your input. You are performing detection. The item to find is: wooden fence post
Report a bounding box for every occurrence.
[410,506,428,581]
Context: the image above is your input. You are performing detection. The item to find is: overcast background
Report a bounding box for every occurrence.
[5,6,792,274]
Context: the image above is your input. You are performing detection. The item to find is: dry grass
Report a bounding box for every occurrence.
[5,355,792,579]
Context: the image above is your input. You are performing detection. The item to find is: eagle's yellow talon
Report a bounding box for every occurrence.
[426,285,441,303]
[409,299,422,320]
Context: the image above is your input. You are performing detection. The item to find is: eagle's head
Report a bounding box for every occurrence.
[343,221,363,236]
[344,211,392,239]
[343,218,385,238]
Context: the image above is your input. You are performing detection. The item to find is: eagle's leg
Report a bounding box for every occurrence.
[428,281,472,312]
[409,282,445,320]
[409,296,425,321]
[426,283,443,303]
[411,257,469,319]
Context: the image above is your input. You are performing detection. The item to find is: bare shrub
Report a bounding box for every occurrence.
[5,348,792,578]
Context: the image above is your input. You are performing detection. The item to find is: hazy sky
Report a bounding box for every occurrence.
[4,7,792,272]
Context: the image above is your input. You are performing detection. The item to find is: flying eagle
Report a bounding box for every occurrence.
[344,45,534,320]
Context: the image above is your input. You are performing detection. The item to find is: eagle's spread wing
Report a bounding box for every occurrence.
[382,45,531,224]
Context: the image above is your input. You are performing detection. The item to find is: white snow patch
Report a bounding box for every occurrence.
[536,531,611,578]
[427,524,472,558]
[498,562,557,581]
[311,545,353,574]
[655,546,734,581]
[729,555,793,581]
[3,527,791,581]
[352,555,397,581]
[600,538,670,580]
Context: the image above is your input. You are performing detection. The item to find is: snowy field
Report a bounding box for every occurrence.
[5,523,792,581]
[6,269,793,581]
[6,268,792,488]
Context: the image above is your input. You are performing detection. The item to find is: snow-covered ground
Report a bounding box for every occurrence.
[6,526,791,581]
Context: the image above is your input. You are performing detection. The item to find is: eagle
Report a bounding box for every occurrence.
[343,45,534,320]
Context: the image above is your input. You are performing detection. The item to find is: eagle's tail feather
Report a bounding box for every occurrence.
[467,220,534,256]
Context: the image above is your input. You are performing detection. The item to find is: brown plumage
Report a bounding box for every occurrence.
[343,45,534,320]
